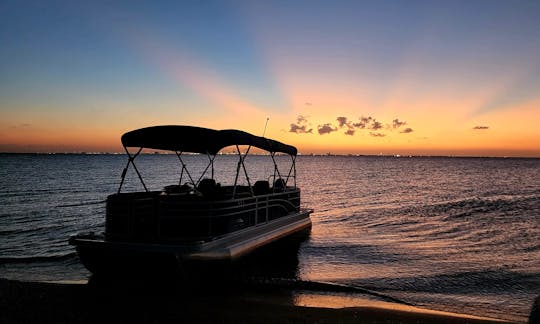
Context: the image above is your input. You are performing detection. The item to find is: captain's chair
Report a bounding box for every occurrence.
[273,178,286,192]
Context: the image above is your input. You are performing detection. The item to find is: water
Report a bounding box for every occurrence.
[1,153,539,322]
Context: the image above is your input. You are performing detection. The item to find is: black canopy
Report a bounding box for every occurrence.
[121,125,298,156]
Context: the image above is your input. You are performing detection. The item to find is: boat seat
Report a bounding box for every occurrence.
[253,180,270,195]
[197,178,220,199]
[163,184,191,194]
[273,179,286,192]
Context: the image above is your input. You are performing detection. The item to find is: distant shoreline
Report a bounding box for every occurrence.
[1,152,539,159]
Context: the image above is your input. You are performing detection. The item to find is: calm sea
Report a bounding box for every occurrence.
[1,153,539,322]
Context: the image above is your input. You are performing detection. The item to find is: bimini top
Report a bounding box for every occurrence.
[121,125,298,156]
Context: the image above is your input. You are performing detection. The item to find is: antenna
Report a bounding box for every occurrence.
[262,117,269,137]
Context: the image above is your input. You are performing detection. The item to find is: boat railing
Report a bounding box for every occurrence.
[105,186,301,243]
[158,188,301,242]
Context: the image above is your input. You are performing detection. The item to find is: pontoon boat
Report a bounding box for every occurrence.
[70,125,312,275]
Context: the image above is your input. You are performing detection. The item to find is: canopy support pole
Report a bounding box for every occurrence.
[232,145,253,198]
[176,152,196,186]
[210,153,215,179]
[270,152,284,192]
[195,152,217,185]
[118,147,147,194]
[284,155,296,188]
[232,146,241,197]
[294,155,297,187]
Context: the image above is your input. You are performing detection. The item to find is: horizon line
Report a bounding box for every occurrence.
[1,152,539,159]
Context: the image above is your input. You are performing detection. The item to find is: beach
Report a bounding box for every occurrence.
[0,278,517,323]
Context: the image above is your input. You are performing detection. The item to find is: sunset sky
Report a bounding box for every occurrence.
[1,0,540,156]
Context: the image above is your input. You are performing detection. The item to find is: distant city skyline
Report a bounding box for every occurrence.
[2,1,540,157]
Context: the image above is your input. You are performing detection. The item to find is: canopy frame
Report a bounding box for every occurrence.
[116,125,298,195]
[121,125,297,156]
[118,147,147,194]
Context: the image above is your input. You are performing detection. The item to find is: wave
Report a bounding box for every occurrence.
[243,277,412,305]
[302,243,425,264]
[56,200,105,208]
[0,252,78,265]
[0,188,82,199]
[0,221,88,236]
[380,194,540,223]
[346,269,540,295]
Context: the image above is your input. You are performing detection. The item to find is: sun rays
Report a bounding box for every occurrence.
[1,1,539,156]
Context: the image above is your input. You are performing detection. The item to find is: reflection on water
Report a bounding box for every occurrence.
[293,292,504,322]
[295,156,540,322]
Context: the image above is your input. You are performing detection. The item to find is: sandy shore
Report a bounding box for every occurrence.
[0,278,516,323]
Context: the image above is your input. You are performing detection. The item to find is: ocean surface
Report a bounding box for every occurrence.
[1,153,539,322]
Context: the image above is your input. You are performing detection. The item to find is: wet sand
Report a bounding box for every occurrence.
[0,278,514,323]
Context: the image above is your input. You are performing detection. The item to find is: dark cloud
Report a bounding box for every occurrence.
[353,116,373,129]
[288,115,414,137]
[392,119,407,129]
[337,116,357,135]
[473,126,489,130]
[289,115,313,134]
[370,120,383,130]
[336,117,348,128]
[318,123,337,135]
[289,124,313,134]
[361,116,372,124]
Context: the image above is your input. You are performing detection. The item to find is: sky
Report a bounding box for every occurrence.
[1,0,540,156]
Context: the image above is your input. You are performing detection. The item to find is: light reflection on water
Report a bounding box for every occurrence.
[292,292,503,322]
[296,156,539,322]
[0,154,539,322]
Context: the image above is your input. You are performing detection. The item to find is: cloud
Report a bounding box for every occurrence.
[353,116,372,129]
[296,115,308,124]
[336,117,349,128]
[473,126,489,130]
[360,116,372,124]
[392,119,407,129]
[318,123,338,135]
[288,115,414,137]
[11,123,31,129]
[370,120,383,130]
[337,117,358,135]
[289,115,313,134]
[290,124,313,134]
